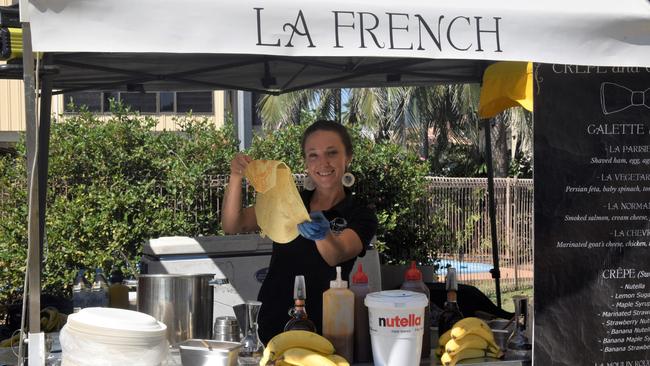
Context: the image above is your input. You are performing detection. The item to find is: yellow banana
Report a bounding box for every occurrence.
[326,354,350,366]
[434,345,445,358]
[281,347,337,366]
[441,348,501,366]
[259,331,335,366]
[438,329,452,347]
[450,317,496,344]
[445,334,489,355]
[0,333,20,348]
[57,313,68,330]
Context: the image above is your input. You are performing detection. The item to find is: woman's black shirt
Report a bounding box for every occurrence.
[256,189,378,344]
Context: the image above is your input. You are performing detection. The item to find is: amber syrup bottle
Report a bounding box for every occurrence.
[437,267,464,337]
[284,275,317,332]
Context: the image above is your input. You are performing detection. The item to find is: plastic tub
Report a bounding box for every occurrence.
[364,290,428,366]
[60,307,168,366]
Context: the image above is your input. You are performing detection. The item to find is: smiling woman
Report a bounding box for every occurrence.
[221,120,378,344]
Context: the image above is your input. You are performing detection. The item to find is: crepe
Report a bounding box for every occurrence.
[245,160,310,243]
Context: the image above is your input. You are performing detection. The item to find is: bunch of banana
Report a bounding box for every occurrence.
[40,306,67,333]
[259,330,349,366]
[0,332,20,348]
[437,317,503,366]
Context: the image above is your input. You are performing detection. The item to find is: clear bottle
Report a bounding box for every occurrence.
[238,300,265,366]
[437,267,464,338]
[350,264,372,363]
[284,275,317,332]
[322,266,354,363]
[90,267,109,307]
[72,269,91,313]
[108,268,129,309]
[401,261,431,359]
[506,295,532,361]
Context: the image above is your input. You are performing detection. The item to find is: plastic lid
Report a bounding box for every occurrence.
[352,264,368,284]
[404,261,422,281]
[65,307,167,342]
[330,266,348,288]
[364,290,428,309]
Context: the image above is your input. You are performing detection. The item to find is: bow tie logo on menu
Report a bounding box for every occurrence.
[600,82,650,115]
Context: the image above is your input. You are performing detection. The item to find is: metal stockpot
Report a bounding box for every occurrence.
[137,274,214,346]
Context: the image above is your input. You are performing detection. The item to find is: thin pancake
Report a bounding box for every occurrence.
[245,160,310,243]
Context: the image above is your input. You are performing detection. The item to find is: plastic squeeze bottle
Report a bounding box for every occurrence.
[350,264,372,363]
[322,266,355,363]
[401,261,432,359]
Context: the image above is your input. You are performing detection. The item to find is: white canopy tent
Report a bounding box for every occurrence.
[5,0,650,364]
[12,0,650,93]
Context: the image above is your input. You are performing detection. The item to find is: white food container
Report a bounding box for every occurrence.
[60,307,168,366]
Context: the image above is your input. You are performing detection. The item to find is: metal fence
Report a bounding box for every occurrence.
[1,175,533,295]
[425,177,534,295]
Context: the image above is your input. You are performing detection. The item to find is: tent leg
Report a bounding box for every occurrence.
[38,56,53,260]
[21,22,46,366]
[483,118,502,308]
[234,90,253,151]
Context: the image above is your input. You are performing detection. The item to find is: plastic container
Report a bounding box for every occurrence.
[350,264,372,363]
[59,307,168,366]
[365,290,428,366]
[322,266,354,362]
[109,269,129,309]
[90,268,109,308]
[400,261,431,359]
[72,269,91,313]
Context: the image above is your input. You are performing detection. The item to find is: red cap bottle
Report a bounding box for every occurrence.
[352,264,368,284]
[401,260,431,359]
[404,260,423,281]
[350,264,372,363]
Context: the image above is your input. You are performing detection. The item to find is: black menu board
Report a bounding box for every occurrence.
[534,64,650,365]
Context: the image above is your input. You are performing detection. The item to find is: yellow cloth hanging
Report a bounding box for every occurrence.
[478,62,533,119]
[245,160,310,243]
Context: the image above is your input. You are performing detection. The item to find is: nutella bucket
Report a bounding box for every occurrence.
[364,290,428,366]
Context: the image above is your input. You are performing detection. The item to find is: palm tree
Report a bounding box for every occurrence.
[257,85,533,177]
[345,87,409,142]
[257,89,343,129]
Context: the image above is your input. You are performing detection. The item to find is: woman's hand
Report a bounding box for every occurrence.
[222,153,258,234]
[297,211,331,241]
[230,153,252,179]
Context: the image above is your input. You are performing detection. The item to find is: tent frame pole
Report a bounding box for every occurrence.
[483,118,502,308]
[21,21,47,366]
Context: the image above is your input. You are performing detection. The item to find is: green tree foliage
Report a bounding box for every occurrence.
[0,103,238,304]
[249,123,445,264]
[0,111,446,304]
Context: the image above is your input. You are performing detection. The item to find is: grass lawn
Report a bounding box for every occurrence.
[491,286,533,313]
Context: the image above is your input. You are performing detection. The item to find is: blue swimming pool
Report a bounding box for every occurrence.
[436,259,493,275]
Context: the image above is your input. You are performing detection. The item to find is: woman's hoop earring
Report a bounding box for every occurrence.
[341,172,355,187]
[303,175,315,190]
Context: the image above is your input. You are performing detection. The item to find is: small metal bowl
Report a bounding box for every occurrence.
[179,339,242,366]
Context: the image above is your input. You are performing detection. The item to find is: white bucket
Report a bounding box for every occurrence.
[364,290,428,366]
[59,307,168,366]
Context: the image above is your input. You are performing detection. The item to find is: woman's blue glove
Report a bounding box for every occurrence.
[297,211,330,241]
